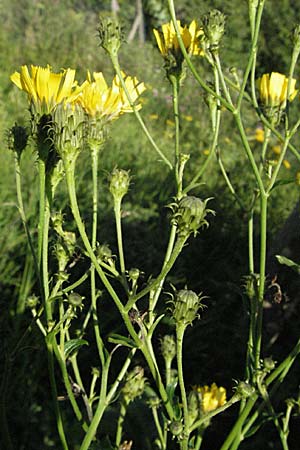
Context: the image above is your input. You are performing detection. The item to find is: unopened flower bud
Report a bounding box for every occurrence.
[234,381,255,400]
[202,9,226,51]
[128,268,141,282]
[169,420,183,437]
[53,103,85,162]
[173,195,214,238]
[26,294,39,309]
[109,168,130,202]
[7,123,29,157]
[97,243,114,265]
[98,16,124,57]
[160,335,176,364]
[188,390,201,423]
[263,357,276,372]
[67,292,84,308]
[122,366,146,403]
[171,289,205,327]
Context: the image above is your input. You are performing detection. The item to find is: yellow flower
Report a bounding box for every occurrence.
[10,65,83,115]
[74,71,145,121]
[272,144,282,155]
[153,20,204,57]
[283,159,291,169]
[197,383,226,413]
[255,127,265,143]
[257,72,298,108]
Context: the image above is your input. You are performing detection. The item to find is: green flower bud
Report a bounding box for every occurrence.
[263,357,276,372]
[36,114,53,163]
[7,123,29,157]
[97,243,114,265]
[53,103,85,162]
[122,366,146,403]
[109,168,131,202]
[169,420,183,437]
[202,9,226,51]
[171,289,205,327]
[234,381,255,400]
[67,292,84,308]
[160,335,176,365]
[91,367,100,377]
[26,294,39,309]
[172,195,214,238]
[128,268,141,282]
[188,390,201,424]
[98,16,124,57]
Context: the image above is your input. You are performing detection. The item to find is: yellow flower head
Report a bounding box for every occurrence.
[153,20,204,57]
[74,71,146,121]
[255,127,265,143]
[257,72,298,108]
[197,383,226,413]
[10,65,83,115]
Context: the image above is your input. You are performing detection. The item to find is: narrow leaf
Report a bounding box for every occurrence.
[64,338,88,358]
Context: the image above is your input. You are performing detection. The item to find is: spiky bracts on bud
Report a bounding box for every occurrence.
[170,289,205,328]
[160,334,176,365]
[53,103,85,163]
[98,16,124,57]
[7,123,29,158]
[202,9,226,52]
[171,195,214,238]
[109,168,131,203]
[122,366,146,403]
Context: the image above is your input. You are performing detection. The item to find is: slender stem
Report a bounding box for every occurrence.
[90,143,106,367]
[46,339,69,450]
[176,325,189,450]
[42,193,52,322]
[38,158,46,268]
[254,193,268,370]
[152,407,166,450]
[114,197,128,288]
[14,151,41,293]
[115,398,128,448]
[79,350,135,450]
[110,54,173,170]
[125,234,187,310]
[170,75,181,188]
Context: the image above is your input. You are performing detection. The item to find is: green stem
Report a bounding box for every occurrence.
[176,325,189,450]
[254,193,268,370]
[152,407,166,450]
[110,54,173,170]
[115,398,128,448]
[219,395,258,450]
[90,143,106,367]
[125,234,187,310]
[14,151,41,296]
[46,339,69,450]
[170,75,181,189]
[114,197,128,289]
[38,158,46,269]
[79,350,135,450]
[42,193,52,322]
[52,339,89,430]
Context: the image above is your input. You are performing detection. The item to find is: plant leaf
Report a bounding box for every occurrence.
[64,338,88,358]
[108,333,138,348]
[276,254,300,274]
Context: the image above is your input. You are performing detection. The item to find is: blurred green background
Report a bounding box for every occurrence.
[1,1,300,449]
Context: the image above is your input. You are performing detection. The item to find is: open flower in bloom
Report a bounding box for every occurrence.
[10,65,84,115]
[153,20,204,57]
[74,71,146,121]
[197,383,226,413]
[257,72,297,108]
